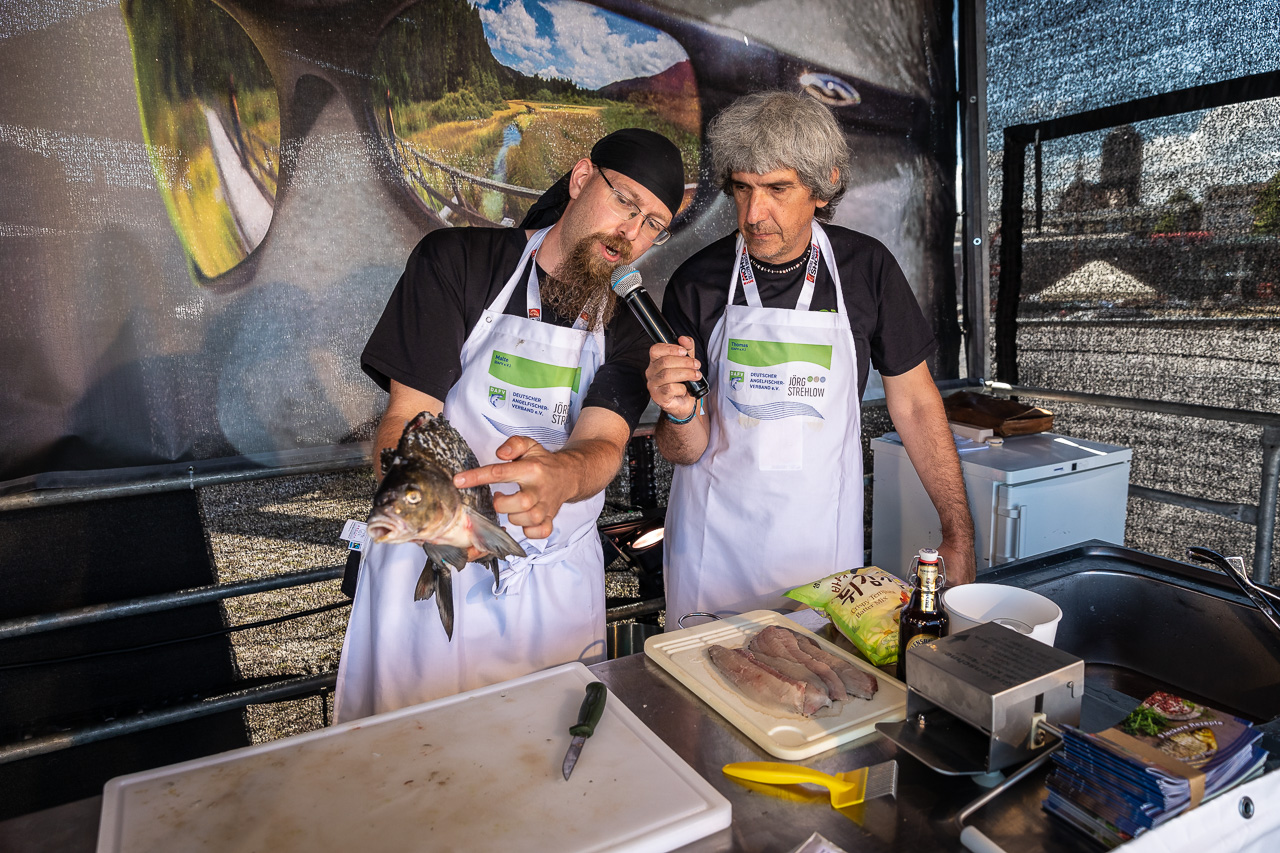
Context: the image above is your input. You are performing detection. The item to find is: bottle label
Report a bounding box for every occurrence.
[905,633,939,652]
[920,591,938,611]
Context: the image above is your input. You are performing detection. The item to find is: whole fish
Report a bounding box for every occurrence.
[366,411,526,639]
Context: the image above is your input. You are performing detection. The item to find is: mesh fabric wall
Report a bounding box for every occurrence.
[985,0,1280,579]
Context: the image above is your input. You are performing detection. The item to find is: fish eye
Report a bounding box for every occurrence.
[404,488,422,505]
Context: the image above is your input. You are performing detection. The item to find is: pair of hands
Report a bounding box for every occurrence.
[645,335,703,421]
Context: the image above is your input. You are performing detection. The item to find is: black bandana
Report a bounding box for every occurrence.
[519,128,685,229]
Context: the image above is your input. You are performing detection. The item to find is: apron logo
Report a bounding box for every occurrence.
[488,386,507,408]
[788,375,826,398]
[527,308,541,320]
[729,370,744,390]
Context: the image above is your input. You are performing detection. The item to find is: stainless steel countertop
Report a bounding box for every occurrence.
[590,649,1082,853]
[1,650,1080,853]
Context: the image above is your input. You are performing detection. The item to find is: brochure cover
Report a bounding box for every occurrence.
[1044,691,1267,848]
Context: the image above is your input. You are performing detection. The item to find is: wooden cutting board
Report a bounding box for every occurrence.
[645,611,907,760]
[97,663,730,853]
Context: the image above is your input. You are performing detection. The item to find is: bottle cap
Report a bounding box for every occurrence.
[918,548,940,563]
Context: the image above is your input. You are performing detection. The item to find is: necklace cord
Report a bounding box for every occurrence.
[748,247,811,275]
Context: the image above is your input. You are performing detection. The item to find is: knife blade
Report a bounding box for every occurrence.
[562,681,607,780]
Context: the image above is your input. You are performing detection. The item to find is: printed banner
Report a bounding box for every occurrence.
[0,0,955,488]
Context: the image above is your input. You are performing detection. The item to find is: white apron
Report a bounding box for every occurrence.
[663,222,865,625]
[335,228,607,722]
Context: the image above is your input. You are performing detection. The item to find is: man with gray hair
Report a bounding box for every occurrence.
[646,91,974,626]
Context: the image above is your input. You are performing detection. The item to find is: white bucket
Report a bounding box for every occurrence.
[942,584,1063,646]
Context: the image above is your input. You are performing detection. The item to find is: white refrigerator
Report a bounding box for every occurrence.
[870,432,1132,580]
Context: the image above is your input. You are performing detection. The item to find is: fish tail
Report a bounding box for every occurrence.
[465,509,527,559]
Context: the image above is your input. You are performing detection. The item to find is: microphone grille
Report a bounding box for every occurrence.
[610,264,642,296]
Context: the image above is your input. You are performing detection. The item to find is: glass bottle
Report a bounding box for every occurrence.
[896,548,949,683]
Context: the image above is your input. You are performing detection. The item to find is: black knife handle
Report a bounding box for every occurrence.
[569,682,607,738]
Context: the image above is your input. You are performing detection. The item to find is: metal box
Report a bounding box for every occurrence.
[877,622,1084,774]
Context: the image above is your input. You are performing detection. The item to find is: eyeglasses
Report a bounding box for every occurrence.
[595,166,671,245]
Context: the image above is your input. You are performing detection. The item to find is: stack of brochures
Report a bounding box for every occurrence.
[1044,691,1268,848]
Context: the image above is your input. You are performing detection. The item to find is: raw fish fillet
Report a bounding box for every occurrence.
[749,626,848,702]
[748,651,833,715]
[706,645,807,716]
[793,633,879,700]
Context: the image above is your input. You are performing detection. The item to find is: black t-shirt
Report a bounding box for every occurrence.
[662,226,937,399]
[362,227,652,431]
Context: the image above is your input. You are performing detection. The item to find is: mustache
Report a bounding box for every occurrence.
[599,234,633,262]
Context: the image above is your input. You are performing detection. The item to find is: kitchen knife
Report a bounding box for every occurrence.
[562,681,607,780]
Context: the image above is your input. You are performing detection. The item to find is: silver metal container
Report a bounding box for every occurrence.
[606,622,660,659]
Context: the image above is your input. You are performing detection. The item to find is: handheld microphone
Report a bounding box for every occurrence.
[610,264,709,400]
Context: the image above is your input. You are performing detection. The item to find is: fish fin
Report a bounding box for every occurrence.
[435,561,454,640]
[465,509,527,559]
[379,447,396,478]
[414,562,437,602]
[483,557,501,588]
[423,543,469,572]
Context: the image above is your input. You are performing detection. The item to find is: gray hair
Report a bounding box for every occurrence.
[707,91,850,222]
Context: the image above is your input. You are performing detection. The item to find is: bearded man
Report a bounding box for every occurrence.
[336,129,684,721]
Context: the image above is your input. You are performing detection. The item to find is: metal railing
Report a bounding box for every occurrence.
[0,565,344,641]
[0,541,663,764]
[389,137,541,228]
[0,443,373,512]
[0,561,349,765]
[2,672,336,765]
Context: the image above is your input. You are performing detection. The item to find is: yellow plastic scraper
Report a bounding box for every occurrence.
[721,760,898,808]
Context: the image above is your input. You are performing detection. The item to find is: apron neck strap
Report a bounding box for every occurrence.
[527,268,596,332]
[489,227,549,316]
[488,227,594,331]
[732,222,827,312]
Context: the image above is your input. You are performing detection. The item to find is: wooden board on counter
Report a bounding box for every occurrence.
[97,663,731,853]
[645,611,907,760]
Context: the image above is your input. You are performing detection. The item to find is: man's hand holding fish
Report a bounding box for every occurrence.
[453,407,630,542]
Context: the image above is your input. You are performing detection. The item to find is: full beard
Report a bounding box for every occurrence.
[543,232,631,331]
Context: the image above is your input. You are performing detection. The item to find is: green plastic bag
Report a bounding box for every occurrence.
[785,567,912,666]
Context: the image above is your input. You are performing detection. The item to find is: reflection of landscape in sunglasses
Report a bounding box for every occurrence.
[375,0,699,227]
[125,0,281,281]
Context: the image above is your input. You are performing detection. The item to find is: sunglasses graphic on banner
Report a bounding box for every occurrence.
[124,0,930,291]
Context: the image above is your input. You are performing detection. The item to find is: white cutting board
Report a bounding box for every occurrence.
[97,663,730,853]
[645,611,907,760]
